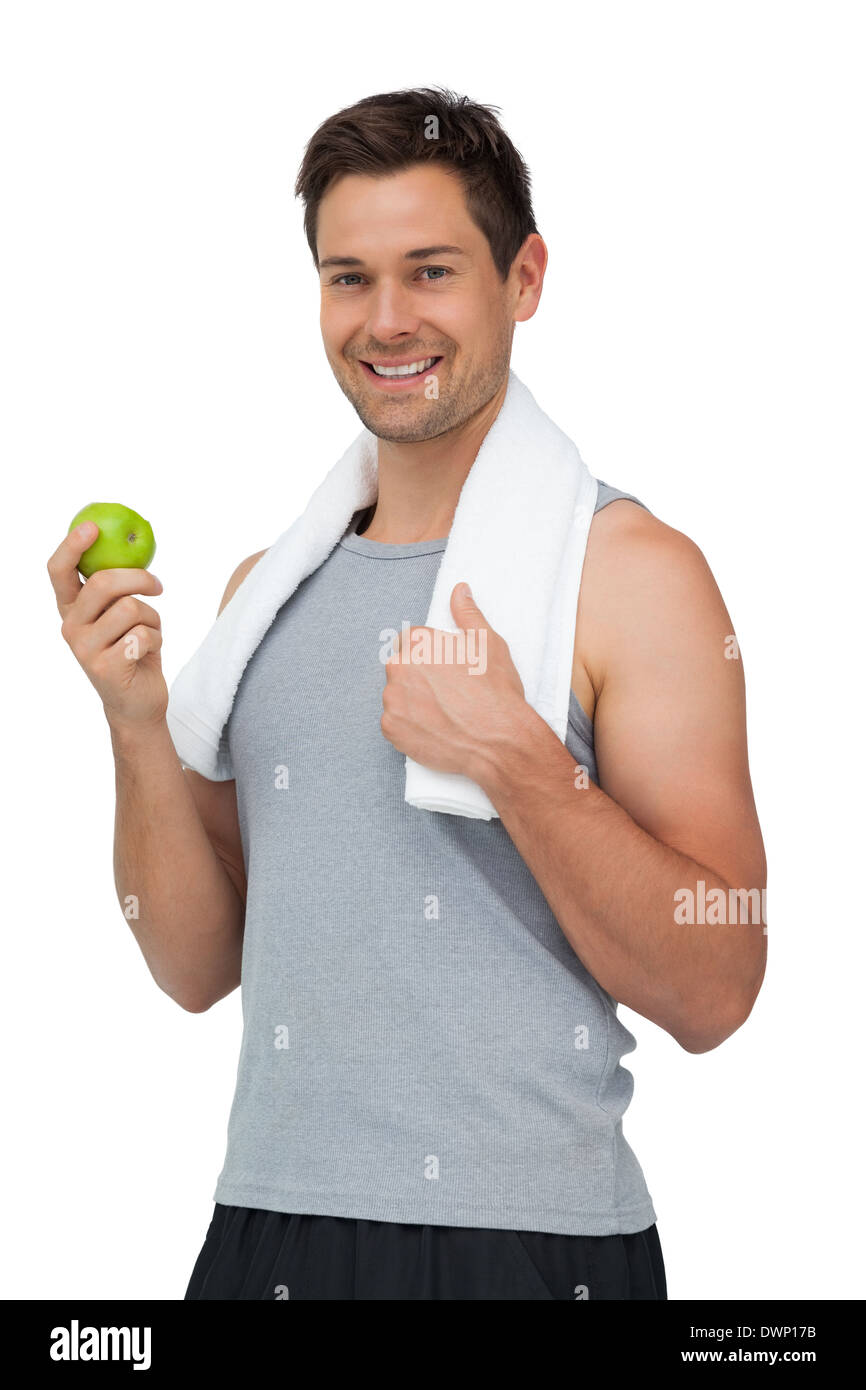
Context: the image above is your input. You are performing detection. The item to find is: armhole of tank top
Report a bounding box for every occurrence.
[569,482,651,734]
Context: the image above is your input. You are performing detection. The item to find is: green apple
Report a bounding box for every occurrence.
[69,502,156,578]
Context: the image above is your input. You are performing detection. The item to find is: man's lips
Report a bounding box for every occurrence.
[356,355,444,389]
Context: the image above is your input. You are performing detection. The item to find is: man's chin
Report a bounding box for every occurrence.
[357,412,448,445]
[340,389,452,443]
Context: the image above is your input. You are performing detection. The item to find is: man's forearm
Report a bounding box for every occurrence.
[472,707,766,1051]
[110,718,244,1011]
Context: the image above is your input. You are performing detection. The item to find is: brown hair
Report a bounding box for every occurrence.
[294,87,538,281]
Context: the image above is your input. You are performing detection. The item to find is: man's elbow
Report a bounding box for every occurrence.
[143,942,240,1014]
[176,991,216,1015]
[174,979,240,1013]
[675,1017,738,1054]
[673,980,764,1054]
[158,977,222,1015]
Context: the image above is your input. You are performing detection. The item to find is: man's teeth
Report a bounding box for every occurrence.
[369,357,437,377]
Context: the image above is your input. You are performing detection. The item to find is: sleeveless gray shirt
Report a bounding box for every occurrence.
[213,481,657,1235]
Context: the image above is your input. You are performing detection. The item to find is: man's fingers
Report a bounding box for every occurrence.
[46,521,98,615]
[68,566,164,626]
[108,624,163,662]
[386,620,487,672]
[94,626,163,681]
[83,597,162,656]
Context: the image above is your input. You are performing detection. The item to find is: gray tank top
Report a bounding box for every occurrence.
[214,481,657,1235]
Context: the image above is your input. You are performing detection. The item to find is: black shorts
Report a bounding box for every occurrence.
[185,1203,667,1300]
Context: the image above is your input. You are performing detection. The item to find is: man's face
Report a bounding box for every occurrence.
[316,164,515,442]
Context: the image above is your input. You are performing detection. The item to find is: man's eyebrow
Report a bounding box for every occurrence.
[318,245,468,271]
[404,245,467,260]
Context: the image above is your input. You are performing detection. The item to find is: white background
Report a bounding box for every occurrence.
[2,0,863,1300]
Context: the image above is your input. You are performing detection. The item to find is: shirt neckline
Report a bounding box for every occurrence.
[339,510,448,559]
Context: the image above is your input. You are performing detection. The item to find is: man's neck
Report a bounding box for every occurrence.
[360,379,507,543]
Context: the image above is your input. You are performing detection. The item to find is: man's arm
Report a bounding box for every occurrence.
[48,525,265,1012]
[475,502,767,1052]
[109,718,245,1012]
[110,549,267,1012]
[380,503,766,1054]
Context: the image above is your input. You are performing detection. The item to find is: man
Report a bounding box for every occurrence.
[47,88,766,1301]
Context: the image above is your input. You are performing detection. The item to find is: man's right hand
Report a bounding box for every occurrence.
[47,520,168,732]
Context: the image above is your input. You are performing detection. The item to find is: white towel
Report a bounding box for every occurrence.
[165,368,598,819]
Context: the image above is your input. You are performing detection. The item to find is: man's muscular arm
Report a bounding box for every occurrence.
[110,549,266,1012]
[381,503,766,1053]
[48,519,265,1013]
[478,504,766,1052]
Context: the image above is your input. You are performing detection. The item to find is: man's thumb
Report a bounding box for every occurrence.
[450,581,488,629]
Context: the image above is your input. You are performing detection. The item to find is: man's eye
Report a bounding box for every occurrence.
[331,267,450,287]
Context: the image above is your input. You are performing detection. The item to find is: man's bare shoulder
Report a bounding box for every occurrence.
[586,496,707,587]
[218,549,268,615]
[572,498,725,718]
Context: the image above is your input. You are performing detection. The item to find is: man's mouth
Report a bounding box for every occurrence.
[357,354,444,386]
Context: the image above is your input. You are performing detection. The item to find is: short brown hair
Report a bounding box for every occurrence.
[294,87,538,281]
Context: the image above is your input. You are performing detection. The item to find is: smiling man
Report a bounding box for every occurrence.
[48,88,766,1301]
